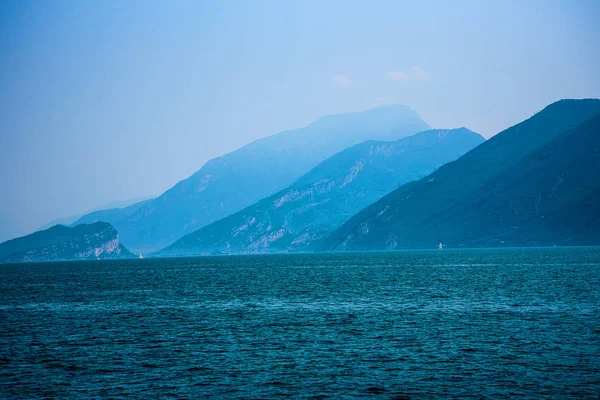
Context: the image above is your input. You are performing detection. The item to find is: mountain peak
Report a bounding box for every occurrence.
[157,126,483,256]
[534,98,600,119]
[309,104,428,136]
[115,105,430,252]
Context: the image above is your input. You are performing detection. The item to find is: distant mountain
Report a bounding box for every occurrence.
[36,196,153,232]
[0,222,134,263]
[321,99,600,251]
[115,105,430,252]
[69,199,152,227]
[36,215,82,232]
[158,128,484,256]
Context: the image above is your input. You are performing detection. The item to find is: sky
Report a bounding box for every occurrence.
[1,0,599,241]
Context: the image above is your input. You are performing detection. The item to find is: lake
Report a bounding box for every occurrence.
[1,248,599,398]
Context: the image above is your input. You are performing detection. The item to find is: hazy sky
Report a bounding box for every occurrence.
[1,0,599,241]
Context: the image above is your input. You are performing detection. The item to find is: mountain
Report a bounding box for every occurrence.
[36,215,83,232]
[114,105,430,252]
[158,128,484,256]
[0,222,134,263]
[321,99,600,251]
[36,196,153,232]
[69,199,152,227]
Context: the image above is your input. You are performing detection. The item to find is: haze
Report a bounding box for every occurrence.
[1,0,599,242]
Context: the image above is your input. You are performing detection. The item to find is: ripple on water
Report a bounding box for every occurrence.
[0,248,599,398]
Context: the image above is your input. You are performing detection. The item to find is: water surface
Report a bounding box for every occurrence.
[1,248,599,398]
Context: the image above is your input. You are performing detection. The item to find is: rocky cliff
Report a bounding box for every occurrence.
[0,222,134,263]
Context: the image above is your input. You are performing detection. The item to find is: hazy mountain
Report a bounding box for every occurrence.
[158,128,484,256]
[36,196,153,232]
[36,215,83,232]
[0,222,134,263]
[115,105,430,252]
[321,99,600,251]
[69,199,152,227]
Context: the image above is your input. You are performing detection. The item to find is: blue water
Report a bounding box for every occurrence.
[1,248,599,398]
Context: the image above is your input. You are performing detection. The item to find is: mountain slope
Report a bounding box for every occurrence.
[0,222,134,263]
[69,199,152,227]
[321,99,600,250]
[158,128,484,256]
[36,196,153,232]
[115,105,430,252]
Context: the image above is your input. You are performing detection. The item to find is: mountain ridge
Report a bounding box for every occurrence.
[114,105,430,252]
[157,127,484,256]
[35,196,154,232]
[69,199,152,227]
[321,99,600,251]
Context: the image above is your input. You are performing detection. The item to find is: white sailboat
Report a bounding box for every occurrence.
[439,242,443,251]
[139,253,144,259]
